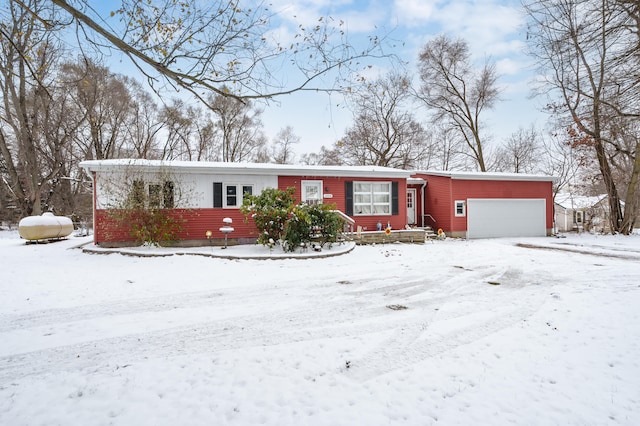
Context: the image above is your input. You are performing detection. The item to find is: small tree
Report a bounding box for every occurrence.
[99,165,190,246]
[241,187,343,252]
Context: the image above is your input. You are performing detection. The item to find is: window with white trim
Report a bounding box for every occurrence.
[221,184,253,208]
[302,180,323,205]
[131,180,174,209]
[454,200,466,217]
[353,182,391,215]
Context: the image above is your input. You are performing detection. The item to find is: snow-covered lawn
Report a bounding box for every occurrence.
[1,231,639,425]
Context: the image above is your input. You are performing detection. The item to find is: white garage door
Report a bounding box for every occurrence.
[467,198,546,239]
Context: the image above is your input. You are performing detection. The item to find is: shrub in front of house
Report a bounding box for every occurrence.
[241,187,342,252]
[101,168,188,246]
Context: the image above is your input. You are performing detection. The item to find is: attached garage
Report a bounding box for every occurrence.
[413,171,556,239]
[467,198,547,239]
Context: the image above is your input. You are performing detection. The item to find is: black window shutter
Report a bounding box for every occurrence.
[392,181,399,215]
[213,182,223,208]
[345,181,353,216]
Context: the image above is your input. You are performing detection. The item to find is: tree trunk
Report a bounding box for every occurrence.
[619,140,640,233]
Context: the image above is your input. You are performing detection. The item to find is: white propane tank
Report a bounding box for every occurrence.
[18,212,74,241]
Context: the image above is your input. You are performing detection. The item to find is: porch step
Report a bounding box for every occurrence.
[345,228,429,245]
[423,226,437,239]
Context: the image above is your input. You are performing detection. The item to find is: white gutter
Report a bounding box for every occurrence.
[79,159,413,179]
[415,170,557,182]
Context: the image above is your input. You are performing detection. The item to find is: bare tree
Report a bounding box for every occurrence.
[339,73,429,169]
[524,0,639,233]
[191,110,219,162]
[210,89,266,162]
[123,82,163,159]
[157,99,195,161]
[539,130,582,199]
[271,126,300,165]
[429,124,470,171]
[32,65,89,218]
[299,145,345,166]
[493,126,542,173]
[0,0,59,216]
[417,35,501,172]
[62,59,132,160]
[157,100,221,161]
[13,0,393,105]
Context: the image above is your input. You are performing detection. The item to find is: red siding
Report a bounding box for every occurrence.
[418,174,554,234]
[419,174,453,232]
[94,174,408,244]
[278,175,347,211]
[451,179,554,230]
[94,208,258,244]
[278,175,406,231]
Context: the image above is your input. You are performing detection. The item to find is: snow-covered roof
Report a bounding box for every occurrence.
[415,170,557,182]
[407,177,426,185]
[79,159,413,179]
[554,193,608,209]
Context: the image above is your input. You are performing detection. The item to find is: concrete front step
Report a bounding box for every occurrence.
[345,228,429,245]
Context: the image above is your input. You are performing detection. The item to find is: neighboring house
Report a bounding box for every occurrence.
[554,193,611,233]
[79,160,557,246]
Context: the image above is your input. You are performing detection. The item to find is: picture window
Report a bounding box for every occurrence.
[353,182,391,215]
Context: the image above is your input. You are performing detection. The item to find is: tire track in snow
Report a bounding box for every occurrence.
[0,278,456,384]
[0,271,405,333]
[0,275,361,333]
[0,265,550,384]
[349,290,547,382]
[347,265,550,381]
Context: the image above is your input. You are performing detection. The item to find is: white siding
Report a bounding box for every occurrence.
[95,170,278,209]
[193,173,278,208]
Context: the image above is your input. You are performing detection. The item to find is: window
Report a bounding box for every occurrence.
[149,184,162,208]
[148,181,175,209]
[407,190,414,209]
[302,180,322,205]
[163,181,175,208]
[455,200,466,217]
[130,180,175,209]
[131,179,145,208]
[353,182,391,215]
[226,185,238,206]
[214,182,253,208]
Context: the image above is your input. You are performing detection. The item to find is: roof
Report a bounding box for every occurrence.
[415,170,557,182]
[554,193,608,209]
[79,159,413,179]
[407,177,427,185]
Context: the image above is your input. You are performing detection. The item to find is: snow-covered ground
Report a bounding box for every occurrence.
[1,230,639,425]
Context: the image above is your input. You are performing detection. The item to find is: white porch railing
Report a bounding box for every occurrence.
[330,210,355,234]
